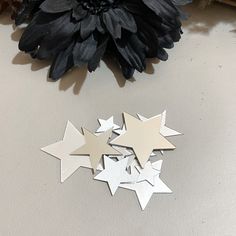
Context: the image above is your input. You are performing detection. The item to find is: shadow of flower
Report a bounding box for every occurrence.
[0,10,13,25]
[57,66,88,95]
[183,2,236,34]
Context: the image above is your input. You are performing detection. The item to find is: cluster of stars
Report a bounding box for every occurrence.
[42,111,181,210]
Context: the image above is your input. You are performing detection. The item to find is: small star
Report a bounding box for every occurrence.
[71,128,121,171]
[96,116,120,133]
[94,156,133,195]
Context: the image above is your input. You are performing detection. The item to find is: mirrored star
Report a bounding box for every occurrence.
[94,156,134,195]
[136,161,160,186]
[120,166,172,210]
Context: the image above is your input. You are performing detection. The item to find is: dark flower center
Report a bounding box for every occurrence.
[80,0,118,14]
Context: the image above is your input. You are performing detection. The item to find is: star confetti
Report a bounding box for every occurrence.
[96,116,120,133]
[41,121,103,182]
[136,161,160,186]
[120,163,172,210]
[111,113,175,168]
[94,156,134,195]
[41,111,181,210]
[71,128,121,171]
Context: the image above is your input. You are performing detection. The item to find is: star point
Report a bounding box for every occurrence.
[113,125,126,135]
[137,110,181,137]
[136,161,160,186]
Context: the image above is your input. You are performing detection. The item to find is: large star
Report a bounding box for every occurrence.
[111,113,175,168]
[137,110,181,137]
[138,111,181,155]
[94,156,134,195]
[120,166,172,210]
[71,129,121,171]
[41,121,102,182]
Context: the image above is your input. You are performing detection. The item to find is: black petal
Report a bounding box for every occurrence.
[88,36,109,72]
[80,15,97,39]
[103,8,137,39]
[49,41,75,80]
[115,34,146,72]
[72,5,87,21]
[40,0,76,13]
[73,34,98,66]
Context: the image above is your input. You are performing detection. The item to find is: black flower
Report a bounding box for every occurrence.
[18,0,191,80]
